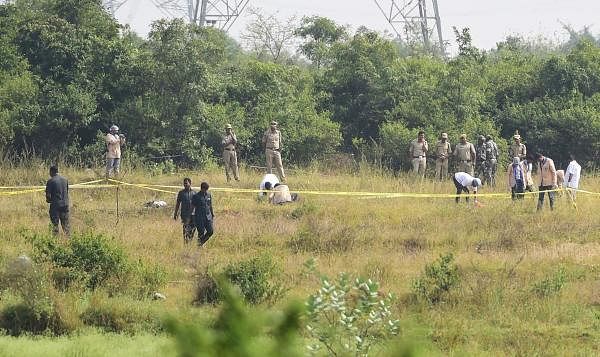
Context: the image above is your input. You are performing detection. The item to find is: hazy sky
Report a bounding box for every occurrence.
[115,0,600,52]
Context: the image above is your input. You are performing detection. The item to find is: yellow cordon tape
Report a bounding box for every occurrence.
[0,178,596,199]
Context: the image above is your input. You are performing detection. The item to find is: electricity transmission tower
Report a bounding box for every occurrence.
[103,0,130,16]
[153,0,249,31]
[374,0,445,56]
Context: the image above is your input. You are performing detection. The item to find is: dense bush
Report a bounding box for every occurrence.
[412,253,460,304]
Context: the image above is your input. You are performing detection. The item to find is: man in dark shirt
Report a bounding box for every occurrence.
[192,182,214,246]
[173,177,196,244]
[45,165,70,236]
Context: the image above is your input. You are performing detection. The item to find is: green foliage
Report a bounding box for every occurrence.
[81,294,163,334]
[304,261,400,356]
[532,267,566,298]
[28,232,128,290]
[222,254,285,305]
[412,253,460,304]
[167,282,303,357]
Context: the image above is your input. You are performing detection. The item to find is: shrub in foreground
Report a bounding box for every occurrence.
[412,253,460,304]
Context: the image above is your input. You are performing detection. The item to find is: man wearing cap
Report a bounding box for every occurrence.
[509,133,526,161]
[453,171,481,204]
[535,152,557,211]
[222,124,239,182]
[485,135,499,186]
[106,125,125,178]
[435,132,451,181]
[475,135,488,181]
[408,131,428,178]
[262,121,285,181]
[453,134,476,176]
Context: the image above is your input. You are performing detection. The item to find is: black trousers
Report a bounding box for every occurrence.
[196,216,214,245]
[453,176,470,203]
[537,185,555,210]
[49,205,70,236]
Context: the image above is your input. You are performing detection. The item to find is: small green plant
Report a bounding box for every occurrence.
[222,254,286,305]
[304,259,400,356]
[532,267,566,298]
[81,294,163,334]
[412,253,460,304]
[193,271,221,305]
[168,281,304,357]
[289,202,318,219]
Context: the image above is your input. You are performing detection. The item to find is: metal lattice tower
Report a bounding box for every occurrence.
[374,0,445,55]
[153,0,250,31]
[103,0,130,16]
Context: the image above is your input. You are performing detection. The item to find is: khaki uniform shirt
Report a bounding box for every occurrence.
[222,133,237,150]
[106,134,122,159]
[409,139,428,157]
[435,141,451,159]
[262,129,281,150]
[453,142,476,161]
[509,143,526,160]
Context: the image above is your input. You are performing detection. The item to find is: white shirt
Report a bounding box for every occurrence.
[259,174,280,196]
[454,172,478,192]
[565,160,581,188]
[270,185,292,204]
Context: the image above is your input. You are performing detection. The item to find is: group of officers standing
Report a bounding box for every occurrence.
[409,131,529,186]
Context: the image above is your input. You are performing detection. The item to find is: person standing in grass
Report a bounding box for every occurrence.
[222,124,239,182]
[192,182,214,246]
[174,178,196,244]
[45,165,70,236]
[453,171,481,204]
[535,152,557,211]
[565,153,582,203]
[262,121,286,182]
[453,134,476,176]
[434,132,451,181]
[408,130,428,178]
[507,157,526,200]
[105,124,125,178]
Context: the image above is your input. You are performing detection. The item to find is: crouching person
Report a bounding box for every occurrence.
[453,171,481,204]
[264,182,299,205]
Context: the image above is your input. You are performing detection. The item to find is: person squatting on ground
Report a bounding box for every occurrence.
[262,121,286,181]
[105,124,125,178]
[192,182,214,246]
[565,153,582,202]
[453,134,476,176]
[536,152,557,211]
[475,135,487,182]
[435,132,451,181]
[453,171,481,204]
[45,165,70,236]
[174,178,196,244]
[222,124,239,182]
[409,130,428,178]
[264,182,299,205]
[485,135,499,187]
[507,157,526,200]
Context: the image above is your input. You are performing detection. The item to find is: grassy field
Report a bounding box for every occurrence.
[0,163,599,356]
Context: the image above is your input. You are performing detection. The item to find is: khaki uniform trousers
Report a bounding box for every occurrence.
[457,161,474,176]
[411,157,426,177]
[266,148,285,179]
[223,149,239,181]
[435,158,449,180]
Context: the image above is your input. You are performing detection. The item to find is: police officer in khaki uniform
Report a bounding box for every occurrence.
[262,121,285,181]
[435,132,451,181]
[509,133,526,161]
[453,134,476,176]
[408,130,428,177]
[222,124,239,182]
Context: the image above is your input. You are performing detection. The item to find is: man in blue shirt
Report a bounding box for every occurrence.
[174,178,196,244]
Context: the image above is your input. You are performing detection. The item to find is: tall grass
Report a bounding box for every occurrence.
[0,163,599,354]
